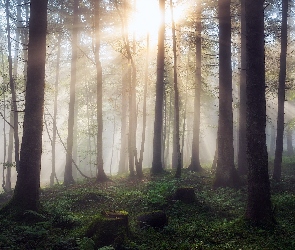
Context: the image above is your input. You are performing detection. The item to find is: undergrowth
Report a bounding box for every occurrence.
[0,159,295,249]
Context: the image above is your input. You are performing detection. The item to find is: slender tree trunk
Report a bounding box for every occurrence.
[5,112,13,191]
[189,2,203,172]
[117,0,131,175]
[95,0,108,182]
[50,32,61,187]
[6,0,20,172]
[2,58,7,191]
[86,85,93,176]
[3,0,48,212]
[273,0,288,182]
[237,0,247,175]
[118,59,128,174]
[151,0,165,175]
[270,123,276,157]
[169,0,181,178]
[286,127,293,156]
[164,93,172,168]
[213,0,239,188]
[135,33,150,179]
[163,90,167,167]
[110,108,116,176]
[245,0,273,225]
[64,0,78,185]
[181,88,187,167]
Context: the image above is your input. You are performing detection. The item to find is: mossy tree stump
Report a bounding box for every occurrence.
[137,210,167,229]
[85,210,129,248]
[173,187,195,203]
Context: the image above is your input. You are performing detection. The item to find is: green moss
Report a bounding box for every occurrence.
[86,211,129,248]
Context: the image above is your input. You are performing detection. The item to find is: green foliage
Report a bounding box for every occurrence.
[144,177,177,208]
[2,161,16,169]
[76,237,95,250]
[0,161,295,249]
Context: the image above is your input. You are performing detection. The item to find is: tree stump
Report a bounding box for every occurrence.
[85,210,129,248]
[137,210,167,229]
[173,187,195,203]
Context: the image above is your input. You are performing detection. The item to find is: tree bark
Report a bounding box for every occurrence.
[237,0,247,175]
[213,0,239,188]
[6,0,20,172]
[95,0,108,182]
[169,0,181,178]
[189,2,203,172]
[64,0,78,185]
[286,127,294,156]
[273,0,288,182]
[135,33,150,179]
[4,0,48,212]
[50,32,61,187]
[245,0,273,225]
[151,0,165,175]
[118,59,128,174]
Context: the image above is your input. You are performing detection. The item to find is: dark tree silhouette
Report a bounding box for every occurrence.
[237,0,247,175]
[273,0,289,182]
[151,0,165,175]
[189,2,203,172]
[245,0,273,225]
[2,0,48,212]
[213,0,239,188]
[64,0,78,185]
[95,0,108,182]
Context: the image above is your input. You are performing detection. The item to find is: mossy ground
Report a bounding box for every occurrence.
[0,158,295,249]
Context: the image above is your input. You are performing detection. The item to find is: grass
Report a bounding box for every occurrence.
[0,159,295,249]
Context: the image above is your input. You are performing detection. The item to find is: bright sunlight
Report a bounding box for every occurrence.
[128,0,187,39]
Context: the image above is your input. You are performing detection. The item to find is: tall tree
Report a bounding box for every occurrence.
[189,2,203,172]
[95,0,108,182]
[213,0,239,188]
[127,1,138,177]
[273,0,289,182]
[50,31,61,187]
[135,33,150,179]
[237,0,247,175]
[2,0,48,212]
[64,0,79,185]
[118,58,128,174]
[5,0,20,173]
[151,0,166,175]
[245,0,273,225]
[170,0,182,177]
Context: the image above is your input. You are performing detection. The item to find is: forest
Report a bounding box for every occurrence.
[0,0,295,249]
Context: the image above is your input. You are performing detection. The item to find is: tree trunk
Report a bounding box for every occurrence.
[50,32,61,187]
[118,59,128,174]
[4,0,48,212]
[270,123,276,157]
[135,33,150,179]
[151,0,165,175]
[5,111,13,191]
[64,0,78,185]
[273,0,288,182]
[213,0,239,188]
[6,0,20,172]
[169,0,181,178]
[286,127,294,156]
[237,0,247,175]
[245,0,273,225]
[95,0,108,183]
[189,2,203,172]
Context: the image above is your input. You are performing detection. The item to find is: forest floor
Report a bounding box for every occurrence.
[0,159,295,250]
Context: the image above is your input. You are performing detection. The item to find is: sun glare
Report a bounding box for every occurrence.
[128,0,160,38]
[128,0,186,40]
